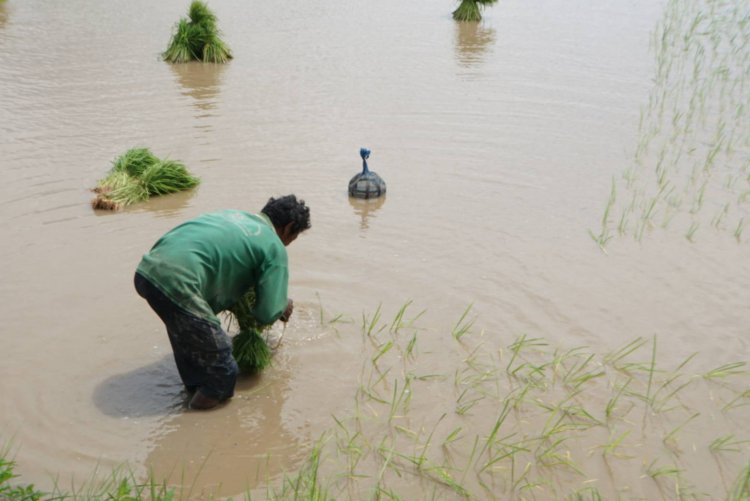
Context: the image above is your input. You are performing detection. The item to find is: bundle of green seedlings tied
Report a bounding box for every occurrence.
[227,290,273,373]
[92,147,200,210]
[163,0,232,63]
[452,0,497,22]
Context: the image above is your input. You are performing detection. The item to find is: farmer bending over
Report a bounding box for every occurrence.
[134,195,311,410]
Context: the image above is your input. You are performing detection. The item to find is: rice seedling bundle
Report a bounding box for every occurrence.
[227,291,273,373]
[141,160,201,195]
[452,0,498,22]
[92,148,199,210]
[163,1,232,64]
[112,147,159,177]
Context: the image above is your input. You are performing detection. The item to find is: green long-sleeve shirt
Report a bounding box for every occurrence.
[136,210,289,326]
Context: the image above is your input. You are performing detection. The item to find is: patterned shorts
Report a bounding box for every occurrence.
[134,272,238,401]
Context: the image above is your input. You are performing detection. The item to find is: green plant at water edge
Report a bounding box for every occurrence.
[228,290,273,372]
[92,147,199,211]
[728,461,750,501]
[268,436,333,500]
[0,457,43,501]
[1,453,176,501]
[6,304,750,499]
[163,0,232,63]
[452,0,498,22]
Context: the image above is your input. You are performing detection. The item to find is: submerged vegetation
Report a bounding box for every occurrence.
[3,304,749,498]
[592,0,750,246]
[92,148,199,210]
[163,1,232,63]
[262,303,750,499]
[5,304,750,499]
[452,0,498,22]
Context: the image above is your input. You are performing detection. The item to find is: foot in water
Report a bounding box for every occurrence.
[189,390,223,410]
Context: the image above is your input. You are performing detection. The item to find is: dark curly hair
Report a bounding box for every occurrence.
[261,194,311,234]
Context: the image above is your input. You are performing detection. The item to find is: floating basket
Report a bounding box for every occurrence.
[349,148,386,199]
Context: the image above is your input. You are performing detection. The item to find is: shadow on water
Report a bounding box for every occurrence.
[169,61,226,113]
[454,21,496,68]
[143,363,309,498]
[348,195,386,230]
[93,352,310,496]
[92,355,186,418]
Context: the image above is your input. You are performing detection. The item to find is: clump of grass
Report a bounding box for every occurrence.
[227,290,273,373]
[92,147,200,210]
[0,455,43,500]
[163,1,232,63]
[452,0,498,22]
[1,447,177,501]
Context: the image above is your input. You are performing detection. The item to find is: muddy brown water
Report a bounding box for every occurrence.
[1,0,748,498]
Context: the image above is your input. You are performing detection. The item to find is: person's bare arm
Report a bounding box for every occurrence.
[279,299,293,322]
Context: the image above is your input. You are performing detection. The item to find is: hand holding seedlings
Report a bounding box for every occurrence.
[280,299,294,322]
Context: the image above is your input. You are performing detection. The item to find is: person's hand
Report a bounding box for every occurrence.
[280,299,294,322]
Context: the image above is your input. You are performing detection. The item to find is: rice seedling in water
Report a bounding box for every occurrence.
[450,303,475,341]
[722,388,750,412]
[594,0,750,246]
[703,361,748,380]
[452,0,498,22]
[709,434,749,453]
[568,486,604,501]
[163,1,232,63]
[727,461,750,501]
[92,147,199,210]
[13,303,749,499]
[227,290,273,372]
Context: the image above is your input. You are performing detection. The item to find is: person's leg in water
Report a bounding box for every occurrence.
[134,272,239,410]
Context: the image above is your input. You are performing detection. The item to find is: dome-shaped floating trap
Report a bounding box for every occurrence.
[349,148,386,199]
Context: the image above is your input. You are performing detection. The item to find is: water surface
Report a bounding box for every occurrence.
[1,0,748,498]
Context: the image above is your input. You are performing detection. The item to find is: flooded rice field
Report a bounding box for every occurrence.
[1,0,749,498]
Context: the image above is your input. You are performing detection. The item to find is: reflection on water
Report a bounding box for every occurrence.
[4,0,750,497]
[134,187,199,217]
[454,21,496,67]
[169,61,226,113]
[90,173,198,218]
[0,3,8,30]
[348,195,385,230]
[144,366,307,498]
